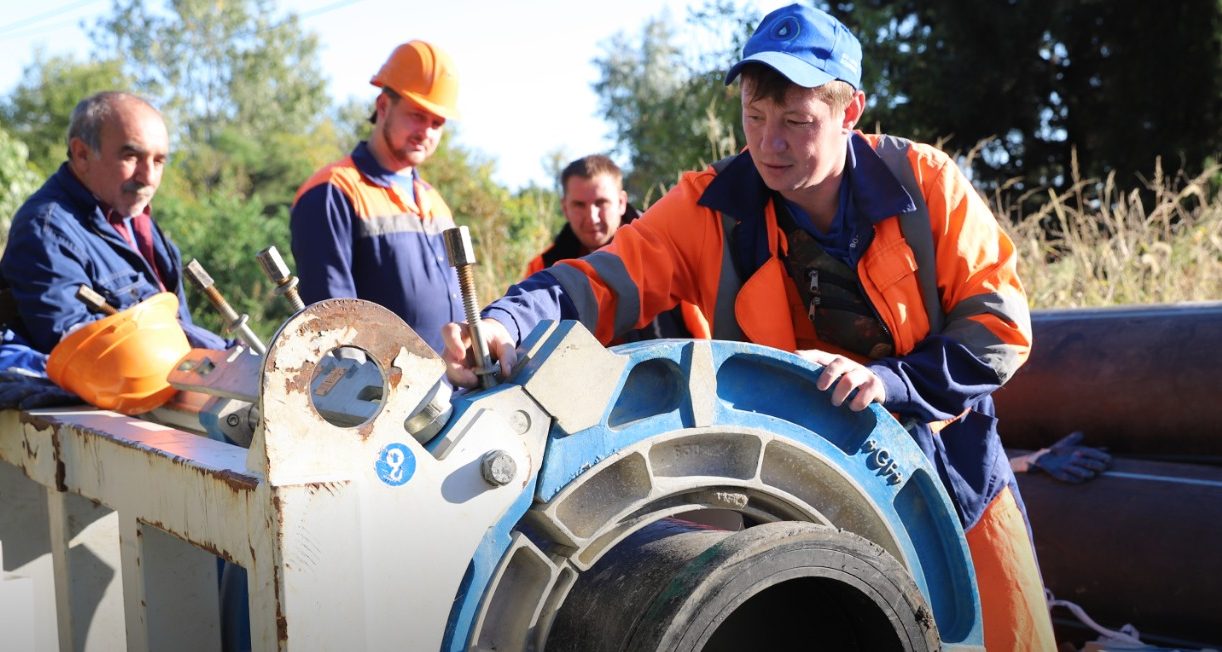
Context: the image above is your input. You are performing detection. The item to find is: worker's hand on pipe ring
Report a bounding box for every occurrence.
[796,349,886,412]
[441,319,517,388]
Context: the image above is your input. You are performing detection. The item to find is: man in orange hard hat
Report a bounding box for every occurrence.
[290,40,463,354]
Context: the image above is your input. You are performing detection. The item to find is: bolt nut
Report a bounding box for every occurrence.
[256,246,291,283]
[442,226,477,267]
[226,413,241,427]
[480,450,517,486]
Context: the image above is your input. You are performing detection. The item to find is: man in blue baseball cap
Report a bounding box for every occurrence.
[725,2,863,89]
[442,6,1051,648]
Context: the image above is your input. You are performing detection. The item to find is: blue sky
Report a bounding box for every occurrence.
[0,0,790,190]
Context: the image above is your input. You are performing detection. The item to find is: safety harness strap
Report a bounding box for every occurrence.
[873,135,945,334]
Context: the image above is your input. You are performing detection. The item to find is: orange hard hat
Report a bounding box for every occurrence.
[370,40,460,120]
[47,292,192,415]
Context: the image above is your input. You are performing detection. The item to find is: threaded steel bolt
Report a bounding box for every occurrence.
[256,246,305,311]
[75,285,118,316]
[443,226,495,389]
[185,259,267,355]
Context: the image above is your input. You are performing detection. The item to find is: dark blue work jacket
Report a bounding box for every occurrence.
[1,163,225,354]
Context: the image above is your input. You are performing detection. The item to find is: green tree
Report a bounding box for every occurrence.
[838,0,1221,197]
[422,129,558,301]
[331,96,374,150]
[75,0,343,333]
[596,0,1221,208]
[0,54,132,175]
[1052,1,1220,191]
[90,0,335,208]
[0,128,43,249]
[1,0,556,335]
[594,0,755,204]
[155,194,296,341]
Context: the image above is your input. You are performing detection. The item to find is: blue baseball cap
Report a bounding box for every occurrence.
[725,3,862,90]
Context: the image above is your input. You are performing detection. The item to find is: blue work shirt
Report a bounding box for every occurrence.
[0,164,226,354]
[290,142,463,353]
[484,135,1022,530]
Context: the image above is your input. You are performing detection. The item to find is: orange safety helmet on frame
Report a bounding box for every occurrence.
[370,40,460,120]
[46,292,192,415]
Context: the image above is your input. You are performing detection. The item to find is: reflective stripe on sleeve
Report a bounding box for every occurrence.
[943,291,1031,382]
[585,251,642,338]
[547,263,602,335]
[874,135,945,335]
[356,213,453,238]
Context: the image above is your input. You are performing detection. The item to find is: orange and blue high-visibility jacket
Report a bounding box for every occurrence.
[485,132,1032,531]
[486,131,1048,648]
[290,142,462,353]
[524,204,706,341]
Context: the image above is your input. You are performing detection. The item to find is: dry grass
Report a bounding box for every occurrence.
[981,152,1222,308]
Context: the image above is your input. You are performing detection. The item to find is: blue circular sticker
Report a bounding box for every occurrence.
[375,443,415,486]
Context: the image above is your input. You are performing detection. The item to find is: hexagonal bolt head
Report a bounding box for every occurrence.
[256,246,292,284]
[480,450,517,486]
[443,226,477,267]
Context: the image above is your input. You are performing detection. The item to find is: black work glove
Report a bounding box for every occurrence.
[1031,431,1112,483]
[0,370,82,410]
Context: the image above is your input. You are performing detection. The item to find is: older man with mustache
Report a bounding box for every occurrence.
[0,91,224,356]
